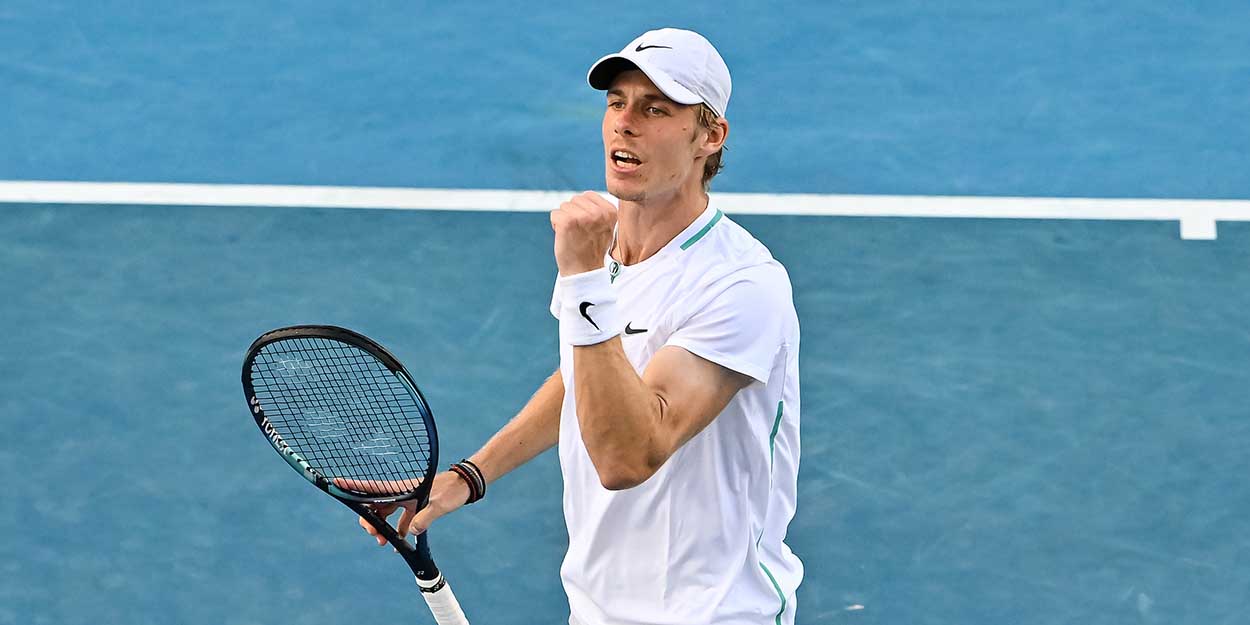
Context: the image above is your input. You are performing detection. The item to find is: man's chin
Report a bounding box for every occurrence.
[606,181,646,203]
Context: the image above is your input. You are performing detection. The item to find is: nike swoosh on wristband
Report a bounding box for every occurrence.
[579,302,600,331]
[635,44,672,52]
[624,323,648,335]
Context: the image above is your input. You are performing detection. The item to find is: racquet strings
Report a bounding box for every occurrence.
[248,336,433,495]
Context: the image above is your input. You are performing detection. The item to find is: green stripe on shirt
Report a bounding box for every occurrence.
[679,209,724,250]
[759,561,787,625]
[759,401,788,622]
[769,400,784,467]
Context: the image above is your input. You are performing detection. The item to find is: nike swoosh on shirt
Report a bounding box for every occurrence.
[579,302,600,331]
[624,323,648,335]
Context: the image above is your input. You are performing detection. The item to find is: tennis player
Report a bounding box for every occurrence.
[362,28,802,625]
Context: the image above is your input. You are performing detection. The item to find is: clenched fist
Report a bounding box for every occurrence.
[551,191,618,276]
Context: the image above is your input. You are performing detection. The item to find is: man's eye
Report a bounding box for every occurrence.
[608,101,625,110]
[647,106,665,115]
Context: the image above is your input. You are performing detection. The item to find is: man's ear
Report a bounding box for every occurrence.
[699,117,729,157]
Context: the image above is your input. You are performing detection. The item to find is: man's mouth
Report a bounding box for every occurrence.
[611,150,643,168]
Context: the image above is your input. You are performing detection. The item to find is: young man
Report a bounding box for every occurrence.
[362,28,803,625]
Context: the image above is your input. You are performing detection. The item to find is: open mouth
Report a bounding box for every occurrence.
[611,150,643,168]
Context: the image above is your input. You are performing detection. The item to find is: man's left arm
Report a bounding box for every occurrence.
[550,191,781,490]
[573,339,752,490]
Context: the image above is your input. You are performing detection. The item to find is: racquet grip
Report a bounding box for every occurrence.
[416,574,470,625]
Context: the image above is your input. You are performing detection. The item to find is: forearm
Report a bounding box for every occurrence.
[467,370,564,486]
[573,338,664,487]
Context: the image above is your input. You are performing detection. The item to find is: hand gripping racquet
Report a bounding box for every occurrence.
[242,325,469,625]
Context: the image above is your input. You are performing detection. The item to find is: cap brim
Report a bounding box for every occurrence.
[587,54,703,107]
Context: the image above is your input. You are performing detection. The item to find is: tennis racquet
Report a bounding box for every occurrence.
[242,324,470,625]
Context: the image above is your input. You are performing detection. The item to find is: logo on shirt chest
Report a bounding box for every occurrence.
[624,322,648,335]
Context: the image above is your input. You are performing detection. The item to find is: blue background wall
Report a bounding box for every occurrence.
[3,1,1248,196]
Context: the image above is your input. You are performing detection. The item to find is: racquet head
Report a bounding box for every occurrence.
[242,325,438,507]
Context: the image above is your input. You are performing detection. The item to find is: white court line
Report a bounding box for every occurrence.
[2,180,1247,240]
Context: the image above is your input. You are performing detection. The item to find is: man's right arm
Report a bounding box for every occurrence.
[360,370,564,543]
[466,369,565,488]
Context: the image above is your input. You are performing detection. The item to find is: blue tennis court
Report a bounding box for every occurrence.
[3,3,1249,625]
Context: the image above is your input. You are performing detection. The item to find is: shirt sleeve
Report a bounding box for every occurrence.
[663,262,793,384]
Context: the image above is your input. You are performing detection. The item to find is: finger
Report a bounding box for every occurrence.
[353,514,387,547]
[357,506,397,547]
[407,507,437,537]
[556,201,583,225]
[568,195,596,214]
[335,477,381,492]
[334,477,423,495]
[370,503,400,520]
[357,514,385,541]
[396,505,417,539]
[578,190,612,209]
[570,198,617,231]
[577,191,617,214]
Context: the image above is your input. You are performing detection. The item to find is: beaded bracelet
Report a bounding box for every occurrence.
[449,459,486,504]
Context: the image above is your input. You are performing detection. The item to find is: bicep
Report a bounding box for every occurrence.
[641,345,752,456]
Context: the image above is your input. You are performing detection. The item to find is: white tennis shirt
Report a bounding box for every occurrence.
[550,205,803,625]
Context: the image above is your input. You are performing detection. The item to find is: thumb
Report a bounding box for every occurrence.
[404,506,441,537]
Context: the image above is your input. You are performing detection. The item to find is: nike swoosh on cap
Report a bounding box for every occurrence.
[635,44,672,52]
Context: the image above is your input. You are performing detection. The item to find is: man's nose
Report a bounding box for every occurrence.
[614,111,638,137]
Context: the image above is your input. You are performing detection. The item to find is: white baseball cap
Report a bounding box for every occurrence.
[587,28,731,117]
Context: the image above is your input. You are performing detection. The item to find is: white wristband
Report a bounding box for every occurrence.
[558,268,623,346]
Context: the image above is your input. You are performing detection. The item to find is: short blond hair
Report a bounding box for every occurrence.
[695,103,725,189]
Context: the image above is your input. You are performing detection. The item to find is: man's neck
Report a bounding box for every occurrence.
[612,183,709,266]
